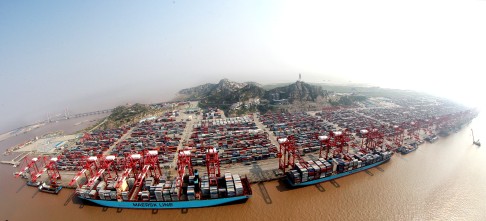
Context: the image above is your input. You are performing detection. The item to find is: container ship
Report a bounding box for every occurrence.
[286,151,392,187]
[71,149,252,209]
[75,172,252,209]
[398,144,418,155]
[424,135,438,143]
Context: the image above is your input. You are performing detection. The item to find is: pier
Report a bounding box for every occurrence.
[1,151,30,166]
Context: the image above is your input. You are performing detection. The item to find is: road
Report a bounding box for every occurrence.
[252,113,281,152]
[102,127,134,156]
[170,101,201,169]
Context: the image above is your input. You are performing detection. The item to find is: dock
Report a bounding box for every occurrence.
[1,151,31,166]
[248,169,285,184]
[0,160,20,166]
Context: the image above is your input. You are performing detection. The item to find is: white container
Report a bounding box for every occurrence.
[89,190,97,199]
[97,181,106,192]
[98,190,106,200]
[122,191,129,201]
[110,191,117,200]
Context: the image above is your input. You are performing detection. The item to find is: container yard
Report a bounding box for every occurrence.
[110,119,187,164]
[11,98,479,209]
[186,115,278,166]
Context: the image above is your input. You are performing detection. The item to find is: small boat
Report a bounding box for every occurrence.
[472,129,481,147]
[399,144,418,155]
[27,181,41,187]
[38,182,62,194]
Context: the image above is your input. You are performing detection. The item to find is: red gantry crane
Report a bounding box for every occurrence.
[174,149,193,199]
[69,156,100,187]
[15,156,44,187]
[205,147,219,186]
[331,130,352,157]
[358,126,385,153]
[129,151,159,201]
[316,133,334,160]
[123,153,143,201]
[84,155,117,190]
[407,121,421,142]
[277,136,299,173]
[358,129,370,153]
[38,156,63,194]
[421,119,434,136]
[114,158,134,192]
[143,150,162,180]
[392,125,405,149]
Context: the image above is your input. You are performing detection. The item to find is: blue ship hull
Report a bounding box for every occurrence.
[80,195,250,209]
[288,158,390,187]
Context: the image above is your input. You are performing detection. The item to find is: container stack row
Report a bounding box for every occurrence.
[57,127,129,171]
[258,112,334,153]
[317,110,380,134]
[202,108,223,120]
[225,173,236,197]
[110,117,187,164]
[188,116,276,165]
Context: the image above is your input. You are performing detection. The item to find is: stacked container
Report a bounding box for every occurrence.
[288,170,302,183]
[210,186,218,199]
[154,183,164,201]
[286,151,392,185]
[121,191,129,201]
[140,191,150,201]
[233,174,244,196]
[187,185,195,200]
[170,184,179,201]
[188,116,275,165]
[201,174,210,198]
[314,160,326,178]
[145,177,155,187]
[163,181,172,201]
[57,127,129,170]
[225,173,235,197]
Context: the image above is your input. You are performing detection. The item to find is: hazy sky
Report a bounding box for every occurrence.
[1,0,485,132]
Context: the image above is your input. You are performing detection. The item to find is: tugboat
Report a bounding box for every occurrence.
[38,182,62,194]
[398,143,418,155]
[472,129,481,147]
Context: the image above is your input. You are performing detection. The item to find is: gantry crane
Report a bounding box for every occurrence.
[84,155,116,190]
[69,156,100,187]
[407,121,421,142]
[277,136,299,173]
[421,119,434,136]
[127,150,162,201]
[205,147,220,186]
[38,156,63,194]
[316,133,333,160]
[358,129,370,153]
[15,156,44,186]
[143,150,162,180]
[175,149,193,199]
[392,125,405,149]
[121,153,143,201]
[331,130,352,157]
[358,126,385,153]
